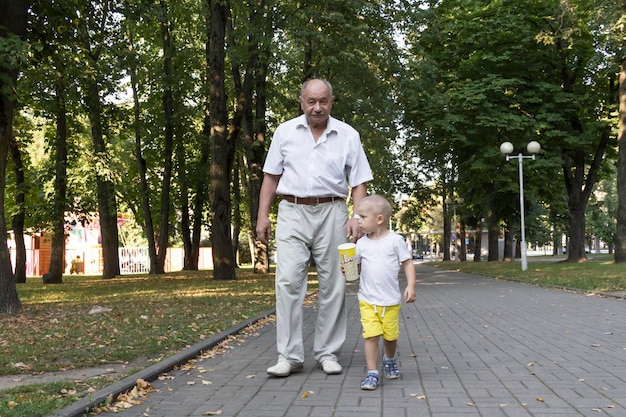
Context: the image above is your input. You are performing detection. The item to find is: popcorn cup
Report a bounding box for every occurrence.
[338,243,359,282]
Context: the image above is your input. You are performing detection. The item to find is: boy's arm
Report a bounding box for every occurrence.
[401,259,416,303]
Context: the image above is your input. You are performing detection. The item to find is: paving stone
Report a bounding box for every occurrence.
[52,264,625,417]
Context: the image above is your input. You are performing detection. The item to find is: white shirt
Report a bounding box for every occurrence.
[263,114,373,197]
[357,232,411,306]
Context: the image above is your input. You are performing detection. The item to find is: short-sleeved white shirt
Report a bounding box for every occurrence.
[263,114,373,197]
[356,232,411,306]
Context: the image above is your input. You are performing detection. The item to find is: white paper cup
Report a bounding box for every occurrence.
[338,243,359,281]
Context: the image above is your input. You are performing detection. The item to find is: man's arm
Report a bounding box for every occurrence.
[346,182,368,242]
[256,173,281,244]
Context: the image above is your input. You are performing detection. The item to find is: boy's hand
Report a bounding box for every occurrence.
[403,287,416,303]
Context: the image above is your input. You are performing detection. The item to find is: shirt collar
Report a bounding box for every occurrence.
[297,114,338,135]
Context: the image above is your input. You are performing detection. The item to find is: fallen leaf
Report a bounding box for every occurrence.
[467,402,475,406]
[203,410,222,415]
[202,380,212,385]
[410,394,426,400]
[245,374,256,379]
[536,397,544,402]
[301,392,309,398]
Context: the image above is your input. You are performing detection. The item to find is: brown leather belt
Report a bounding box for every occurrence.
[282,195,344,205]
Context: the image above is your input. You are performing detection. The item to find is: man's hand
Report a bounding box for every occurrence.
[346,216,362,243]
[256,217,272,245]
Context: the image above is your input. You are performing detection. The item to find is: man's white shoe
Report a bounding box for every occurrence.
[267,361,303,377]
[319,360,343,375]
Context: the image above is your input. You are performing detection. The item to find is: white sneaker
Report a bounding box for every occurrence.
[319,360,343,375]
[267,361,303,377]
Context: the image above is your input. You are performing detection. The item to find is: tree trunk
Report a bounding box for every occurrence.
[250,57,269,273]
[473,217,482,262]
[442,198,451,261]
[9,136,27,283]
[503,226,513,262]
[43,72,69,284]
[616,57,626,262]
[127,24,158,274]
[156,3,175,275]
[86,80,120,279]
[459,222,466,261]
[0,0,27,313]
[487,208,499,262]
[208,0,236,280]
[177,137,193,270]
[566,206,587,262]
[562,126,610,263]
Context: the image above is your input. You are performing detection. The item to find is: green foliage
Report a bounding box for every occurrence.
[401,0,620,254]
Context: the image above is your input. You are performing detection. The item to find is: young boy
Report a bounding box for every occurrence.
[354,194,416,390]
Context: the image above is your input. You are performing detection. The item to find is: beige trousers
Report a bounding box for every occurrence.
[274,199,349,365]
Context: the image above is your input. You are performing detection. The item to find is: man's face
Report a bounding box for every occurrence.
[300,80,333,129]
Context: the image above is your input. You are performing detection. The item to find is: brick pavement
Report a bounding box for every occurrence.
[53,264,625,417]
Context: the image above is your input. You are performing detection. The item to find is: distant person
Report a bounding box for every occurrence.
[256,78,373,377]
[354,195,416,390]
[70,256,82,274]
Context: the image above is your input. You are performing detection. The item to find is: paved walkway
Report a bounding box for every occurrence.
[54,264,625,417]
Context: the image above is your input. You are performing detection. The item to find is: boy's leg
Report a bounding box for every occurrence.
[381,305,401,379]
[364,336,380,371]
[383,338,397,359]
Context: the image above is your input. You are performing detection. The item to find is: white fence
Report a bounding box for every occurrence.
[12,246,214,277]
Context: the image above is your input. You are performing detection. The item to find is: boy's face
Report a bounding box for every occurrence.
[356,203,382,235]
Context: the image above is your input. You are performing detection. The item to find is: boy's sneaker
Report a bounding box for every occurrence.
[360,372,379,390]
[383,357,400,379]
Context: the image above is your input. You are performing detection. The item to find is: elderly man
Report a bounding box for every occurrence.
[257,78,373,376]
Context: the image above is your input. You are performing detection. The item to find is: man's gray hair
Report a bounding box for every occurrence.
[300,78,333,98]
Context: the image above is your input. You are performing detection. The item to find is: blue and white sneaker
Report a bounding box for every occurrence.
[360,372,379,390]
[383,357,400,379]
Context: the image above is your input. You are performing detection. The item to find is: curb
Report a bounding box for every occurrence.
[48,308,276,417]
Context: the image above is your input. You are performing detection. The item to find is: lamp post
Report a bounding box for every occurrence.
[500,141,541,271]
[445,196,464,262]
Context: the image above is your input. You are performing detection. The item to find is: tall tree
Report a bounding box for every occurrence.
[208,0,237,280]
[0,0,28,312]
[618,57,626,261]
[42,68,69,283]
[615,5,626,262]
[403,0,616,263]
[75,0,121,278]
[154,0,175,274]
[9,137,27,283]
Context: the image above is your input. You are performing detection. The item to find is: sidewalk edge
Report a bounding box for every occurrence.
[47,308,276,417]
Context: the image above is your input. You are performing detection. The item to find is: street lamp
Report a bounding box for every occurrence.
[500,141,541,271]
[445,196,464,262]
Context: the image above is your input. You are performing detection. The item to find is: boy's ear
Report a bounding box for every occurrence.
[376,214,385,225]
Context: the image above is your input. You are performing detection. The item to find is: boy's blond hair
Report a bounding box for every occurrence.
[359,194,392,223]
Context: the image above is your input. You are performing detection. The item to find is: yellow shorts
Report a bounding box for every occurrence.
[359,301,400,340]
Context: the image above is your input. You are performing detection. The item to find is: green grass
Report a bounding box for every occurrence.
[2,257,625,417]
[0,267,319,417]
[430,254,626,294]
